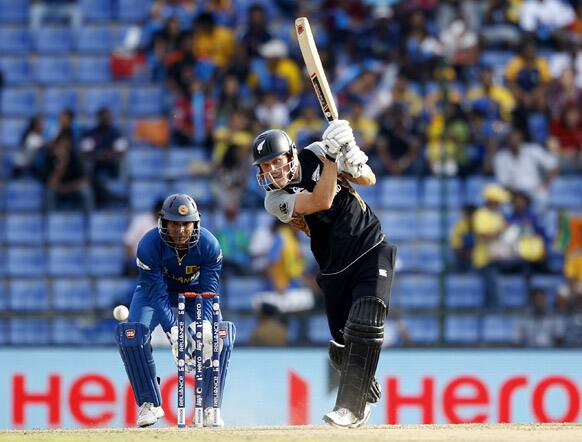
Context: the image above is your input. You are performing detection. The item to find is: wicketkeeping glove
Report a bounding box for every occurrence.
[322,119,355,160]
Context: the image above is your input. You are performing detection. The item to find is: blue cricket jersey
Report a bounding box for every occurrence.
[135,226,223,332]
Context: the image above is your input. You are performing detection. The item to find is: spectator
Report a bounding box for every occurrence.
[12,116,45,178]
[123,198,164,276]
[375,104,424,177]
[248,303,288,346]
[389,73,424,120]
[249,39,302,98]
[265,221,305,294]
[450,205,477,272]
[43,131,94,213]
[255,90,290,129]
[493,127,559,208]
[47,108,80,144]
[191,12,235,68]
[345,96,378,155]
[80,108,129,207]
[481,0,521,48]
[557,214,582,313]
[548,104,582,173]
[505,41,551,140]
[519,0,575,44]
[171,78,216,147]
[286,99,325,148]
[401,10,441,82]
[548,66,581,121]
[467,64,516,122]
[473,184,510,307]
[215,74,245,127]
[514,288,564,347]
[214,205,251,277]
[241,3,272,58]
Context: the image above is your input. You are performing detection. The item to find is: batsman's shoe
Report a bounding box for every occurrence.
[137,402,164,427]
[323,403,372,429]
[203,407,224,427]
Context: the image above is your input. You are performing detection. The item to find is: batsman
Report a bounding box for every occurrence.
[114,193,236,427]
[252,122,396,428]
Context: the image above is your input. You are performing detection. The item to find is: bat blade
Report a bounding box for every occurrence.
[295,17,339,122]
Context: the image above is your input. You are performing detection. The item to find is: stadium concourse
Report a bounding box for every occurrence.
[0,0,581,351]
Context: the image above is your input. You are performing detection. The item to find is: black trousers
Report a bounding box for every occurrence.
[317,240,397,344]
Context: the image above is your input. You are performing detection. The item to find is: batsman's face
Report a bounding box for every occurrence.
[258,153,294,189]
[167,221,194,247]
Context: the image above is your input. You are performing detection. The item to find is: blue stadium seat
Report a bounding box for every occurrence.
[482,315,517,344]
[52,278,93,311]
[81,0,113,22]
[90,319,117,344]
[0,27,31,54]
[6,213,44,245]
[10,319,51,345]
[46,212,86,244]
[228,316,256,345]
[445,315,480,344]
[418,209,460,241]
[77,26,114,54]
[530,274,564,307]
[308,315,331,343]
[549,177,582,210]
[95,278,134,308]
[0,246,5,278]
[164,149,207,179]
[4,180,44,210]
[1,88,39,118]
[445,274,484,309]
[117,0,152,23]
[213,209,255,237]
[379,178,419,209]
[48,246,87,277]
[0,281,7,309]
[401,316,440,344]
[417,241,444,273]
[497,276,528,308]
[130,180,168,211]
[9,279,49,311]
[35,56,74,85]
[78,56,112,84]
[1,119,28,150]
[7,247,45,277]
[0,57,32,85]
[0,0,29,23]
[480,50,513,74]
[89,211,128,243]
[127,148,166,179]
[422,177,462,209]
[52,318,85,344]
[356,184,377,208]
[88,245,125,276]
[392,275,439,309]
[224,276,267,310]
[35,27,73,54]
[0,319,7,345]
[378,211,418,242]
[393,242,419,273]
[463,176,494,206]
[42,88,79,116]
[127,86,163,117]
[171,180,213,208]
[83,87,123,116]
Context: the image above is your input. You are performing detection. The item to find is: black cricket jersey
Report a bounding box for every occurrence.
[264,143,384,275]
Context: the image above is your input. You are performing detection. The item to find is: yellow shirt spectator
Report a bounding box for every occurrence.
[192,25,235,67]
[505,56,551,83]
[467,84,516,121]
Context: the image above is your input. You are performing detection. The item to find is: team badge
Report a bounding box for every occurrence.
[178,204,189,215]
[186,265,199,275]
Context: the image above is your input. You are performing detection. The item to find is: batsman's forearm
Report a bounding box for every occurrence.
[312,159,338,210]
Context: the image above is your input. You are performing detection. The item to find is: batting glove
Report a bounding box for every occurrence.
[338,156,364,179]
[322,120,354,160]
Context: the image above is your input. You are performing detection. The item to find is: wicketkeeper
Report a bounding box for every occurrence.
[114,193,236,427]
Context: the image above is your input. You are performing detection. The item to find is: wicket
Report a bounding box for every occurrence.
[177,292,221,428]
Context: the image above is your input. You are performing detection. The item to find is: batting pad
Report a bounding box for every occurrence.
[115,322,162,407]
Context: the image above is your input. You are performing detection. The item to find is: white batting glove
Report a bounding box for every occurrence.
[322,120,354,160]
[338,156,364,179]
[345,147,368,166]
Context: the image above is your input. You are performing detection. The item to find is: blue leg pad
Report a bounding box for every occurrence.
[115,322,161,407]
[203,321,236,407]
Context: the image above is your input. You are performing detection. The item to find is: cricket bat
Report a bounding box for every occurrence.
[295,17,339,122]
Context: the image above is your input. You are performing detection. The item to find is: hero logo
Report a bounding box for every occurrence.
[124,329,136,339]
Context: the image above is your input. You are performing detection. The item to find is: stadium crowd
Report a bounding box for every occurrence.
[1,0,581,347]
